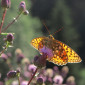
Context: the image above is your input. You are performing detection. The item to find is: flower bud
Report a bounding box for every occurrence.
[37,77,43,85]
[23,10,29,15]
[17,54,25,64]
[45,69,53,78]
[66,76,76,85]
[19,1,26,13]
[61,66,69,78]
[15,48,22,56]
[7,70,17,78]
[45,77,52,84]
[6,33,14,42]
[34,53,47,68]
[1,0,11,9]
[1,53,8,61]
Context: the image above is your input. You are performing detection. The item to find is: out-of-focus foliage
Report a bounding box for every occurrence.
[0,0,43,59]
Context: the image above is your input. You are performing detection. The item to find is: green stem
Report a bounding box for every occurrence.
[0,41,9,56]
[18,77,20,85]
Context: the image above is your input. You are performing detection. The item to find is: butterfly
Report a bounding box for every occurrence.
[31,34,82,66]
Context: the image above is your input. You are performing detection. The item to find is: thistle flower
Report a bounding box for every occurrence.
[66,76,76,85]
[36,77,43,85]
[21,81,28,85]
[39,46,53,59]
[61,66,69,78]
[34,54,47,68]
[22,58,30,65]
[45,77,52,85]
[28,64,37,72]
[15,48,22,56]
[6,33,14,42]
[53,75,63,84]
[7,70,17,78]
[19,1,26,13]
[45,69,54,78]
[1,0,11,9]
[1,53,8,61]
[17,54,25,64]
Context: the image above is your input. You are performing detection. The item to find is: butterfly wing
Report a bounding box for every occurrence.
[46,40,68,66]
[31,37,48,50]
[55,40,82,63]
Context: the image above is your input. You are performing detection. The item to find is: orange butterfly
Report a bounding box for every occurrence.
[31,25,82,66]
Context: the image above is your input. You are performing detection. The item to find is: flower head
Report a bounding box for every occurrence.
[34,54,47,68]
[1,53,8,61]
[61,66,69,78]
[53,75,63,84]
[6,33,14,42]
[21,81,28,85]
[17,54,25,64]
[45,77,53,84]
[66,76,75,85]
[36,77,43,85]
[39,46,53,59]
[7,70,17,78]
[19,1,26,13]
[28,64,37,72]
[15,48,22,56]
[1,0,11,9]
[45,69,53,78]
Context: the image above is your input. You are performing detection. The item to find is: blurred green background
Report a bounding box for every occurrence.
[0,0,85,85]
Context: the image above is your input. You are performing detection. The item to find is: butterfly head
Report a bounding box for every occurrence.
[49,35,54,40]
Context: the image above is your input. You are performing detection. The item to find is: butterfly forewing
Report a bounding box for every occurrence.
[31,37,46,50]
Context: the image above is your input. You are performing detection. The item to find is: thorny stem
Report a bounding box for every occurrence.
[0,9,7,33]
[27,68,38,85]
[2,13,22,32]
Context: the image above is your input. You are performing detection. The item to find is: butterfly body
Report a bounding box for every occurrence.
[31,35,82,66]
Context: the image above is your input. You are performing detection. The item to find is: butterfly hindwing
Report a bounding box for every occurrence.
[56,40,82,63]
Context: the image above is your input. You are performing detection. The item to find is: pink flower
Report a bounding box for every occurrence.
[21,81,28,85]
[53,75,63,84]
[39,46,53,59]
[28,64,37,72]
[1,53,8,61]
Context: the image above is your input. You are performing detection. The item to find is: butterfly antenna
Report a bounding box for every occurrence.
[52,27,64,36]
[43,22,51,35]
